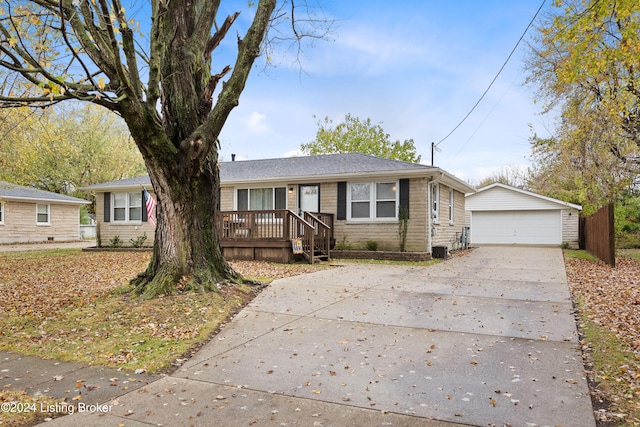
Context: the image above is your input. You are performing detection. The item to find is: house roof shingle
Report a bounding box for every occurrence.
[0,181,90,204]
[221,153,429,181]
[81,153,476,193]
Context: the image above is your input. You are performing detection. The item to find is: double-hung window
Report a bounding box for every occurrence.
[0,202,3,225]
[432,183,440,223]
[348,181,397,221]
[36,203,50,225]
[112,192,142,222]
[449,189,455,224]
[236,187,286,211]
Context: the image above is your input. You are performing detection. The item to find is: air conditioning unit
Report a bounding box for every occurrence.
[432,245,448,259]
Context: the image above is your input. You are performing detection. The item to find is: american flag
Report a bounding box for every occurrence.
[143,188,157,227]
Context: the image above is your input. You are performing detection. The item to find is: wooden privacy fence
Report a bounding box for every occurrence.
[580,203,615,267]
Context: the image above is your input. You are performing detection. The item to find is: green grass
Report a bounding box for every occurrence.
[0,287,254,373]
[563,249,600,262]
[617,248,640,261]
[573,295,640,424]
[0,248,79,259]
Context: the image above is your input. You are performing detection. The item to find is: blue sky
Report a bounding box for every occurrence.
[213,1,552,185]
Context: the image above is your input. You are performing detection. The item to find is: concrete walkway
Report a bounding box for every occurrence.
[35,246,594,426]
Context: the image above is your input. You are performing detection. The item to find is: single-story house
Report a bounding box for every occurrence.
[0,181,90,244]
[465,183,582,247]
[82,153,476,259]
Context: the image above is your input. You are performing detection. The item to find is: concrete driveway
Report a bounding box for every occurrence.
[42,246,595,426]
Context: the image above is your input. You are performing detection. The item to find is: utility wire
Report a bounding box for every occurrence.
[434,0,547,147]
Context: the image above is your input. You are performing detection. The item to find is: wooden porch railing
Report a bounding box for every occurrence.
[303,212,331,261]
[215,210,332,263]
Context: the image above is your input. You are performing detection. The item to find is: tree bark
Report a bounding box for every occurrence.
[130,147,239,299]
[125,0,277,298]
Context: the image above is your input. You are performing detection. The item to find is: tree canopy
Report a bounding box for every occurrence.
[525,0,640,211]
[0,105,145,198]
[301,114,422,163]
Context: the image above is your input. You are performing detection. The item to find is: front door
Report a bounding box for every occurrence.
[299,184,320,214]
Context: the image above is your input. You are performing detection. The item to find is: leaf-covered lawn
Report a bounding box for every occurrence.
[565,253,640,425]
[0,250,325,372]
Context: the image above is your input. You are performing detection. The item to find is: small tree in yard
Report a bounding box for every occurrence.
[0,1,331,298]
[302,114,421,163]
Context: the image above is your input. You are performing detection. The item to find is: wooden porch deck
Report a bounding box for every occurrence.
[215,210,333,264]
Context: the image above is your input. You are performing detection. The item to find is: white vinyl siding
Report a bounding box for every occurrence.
[465,184,582,246]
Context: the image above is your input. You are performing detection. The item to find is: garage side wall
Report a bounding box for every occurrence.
[562,209,580,249]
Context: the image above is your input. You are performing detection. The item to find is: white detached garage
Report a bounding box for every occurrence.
[465,183,582,247]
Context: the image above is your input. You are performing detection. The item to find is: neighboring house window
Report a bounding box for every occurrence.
[432,183,440,223]
[112,192,142,222]
[348,181,397,220]
[36,203,50,225]
[0,202,4,225]
[236,187,286,210]
[449,189,454,224]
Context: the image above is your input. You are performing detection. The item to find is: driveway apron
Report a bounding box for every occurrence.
[41,246,595,427]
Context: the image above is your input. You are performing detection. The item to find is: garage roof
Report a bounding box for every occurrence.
[466,183,582,211]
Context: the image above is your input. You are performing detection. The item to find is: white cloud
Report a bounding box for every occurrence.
[247,111,269,134]
[283,149,304,157]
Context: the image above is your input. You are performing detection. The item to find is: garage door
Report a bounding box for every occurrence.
[471,210,561,245]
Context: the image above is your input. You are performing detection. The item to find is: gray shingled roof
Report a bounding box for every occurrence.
[82,153,432,190]
[81,175,151,190]
[0,181,90,204]
[80,153,476,193]
[221,153,430,181]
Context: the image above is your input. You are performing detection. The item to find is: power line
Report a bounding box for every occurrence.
[433,0,547,152]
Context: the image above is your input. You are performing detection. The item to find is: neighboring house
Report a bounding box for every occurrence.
[0,181,90,244]
[465,183,582,248]
[82,153,475,258]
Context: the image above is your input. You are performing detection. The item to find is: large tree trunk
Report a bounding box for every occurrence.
[126,0,276,298]
[130,147,239,299]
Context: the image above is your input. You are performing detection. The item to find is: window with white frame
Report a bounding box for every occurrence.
[112,192,142,222]
[236,187,286,211]
[0,202,4,224]
[348,181,397,220]
[36,203,50,225]
[432,183,439,223]
[449,189,454,223]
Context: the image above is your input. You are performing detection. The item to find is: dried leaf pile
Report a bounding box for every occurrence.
[565,255,640,424]
[0,250,326,373]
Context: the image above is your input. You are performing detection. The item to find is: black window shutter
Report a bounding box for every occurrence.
[399,179,410,218]
[337,182,347,220]
[142,190,148,222]
[104,192,111,222]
